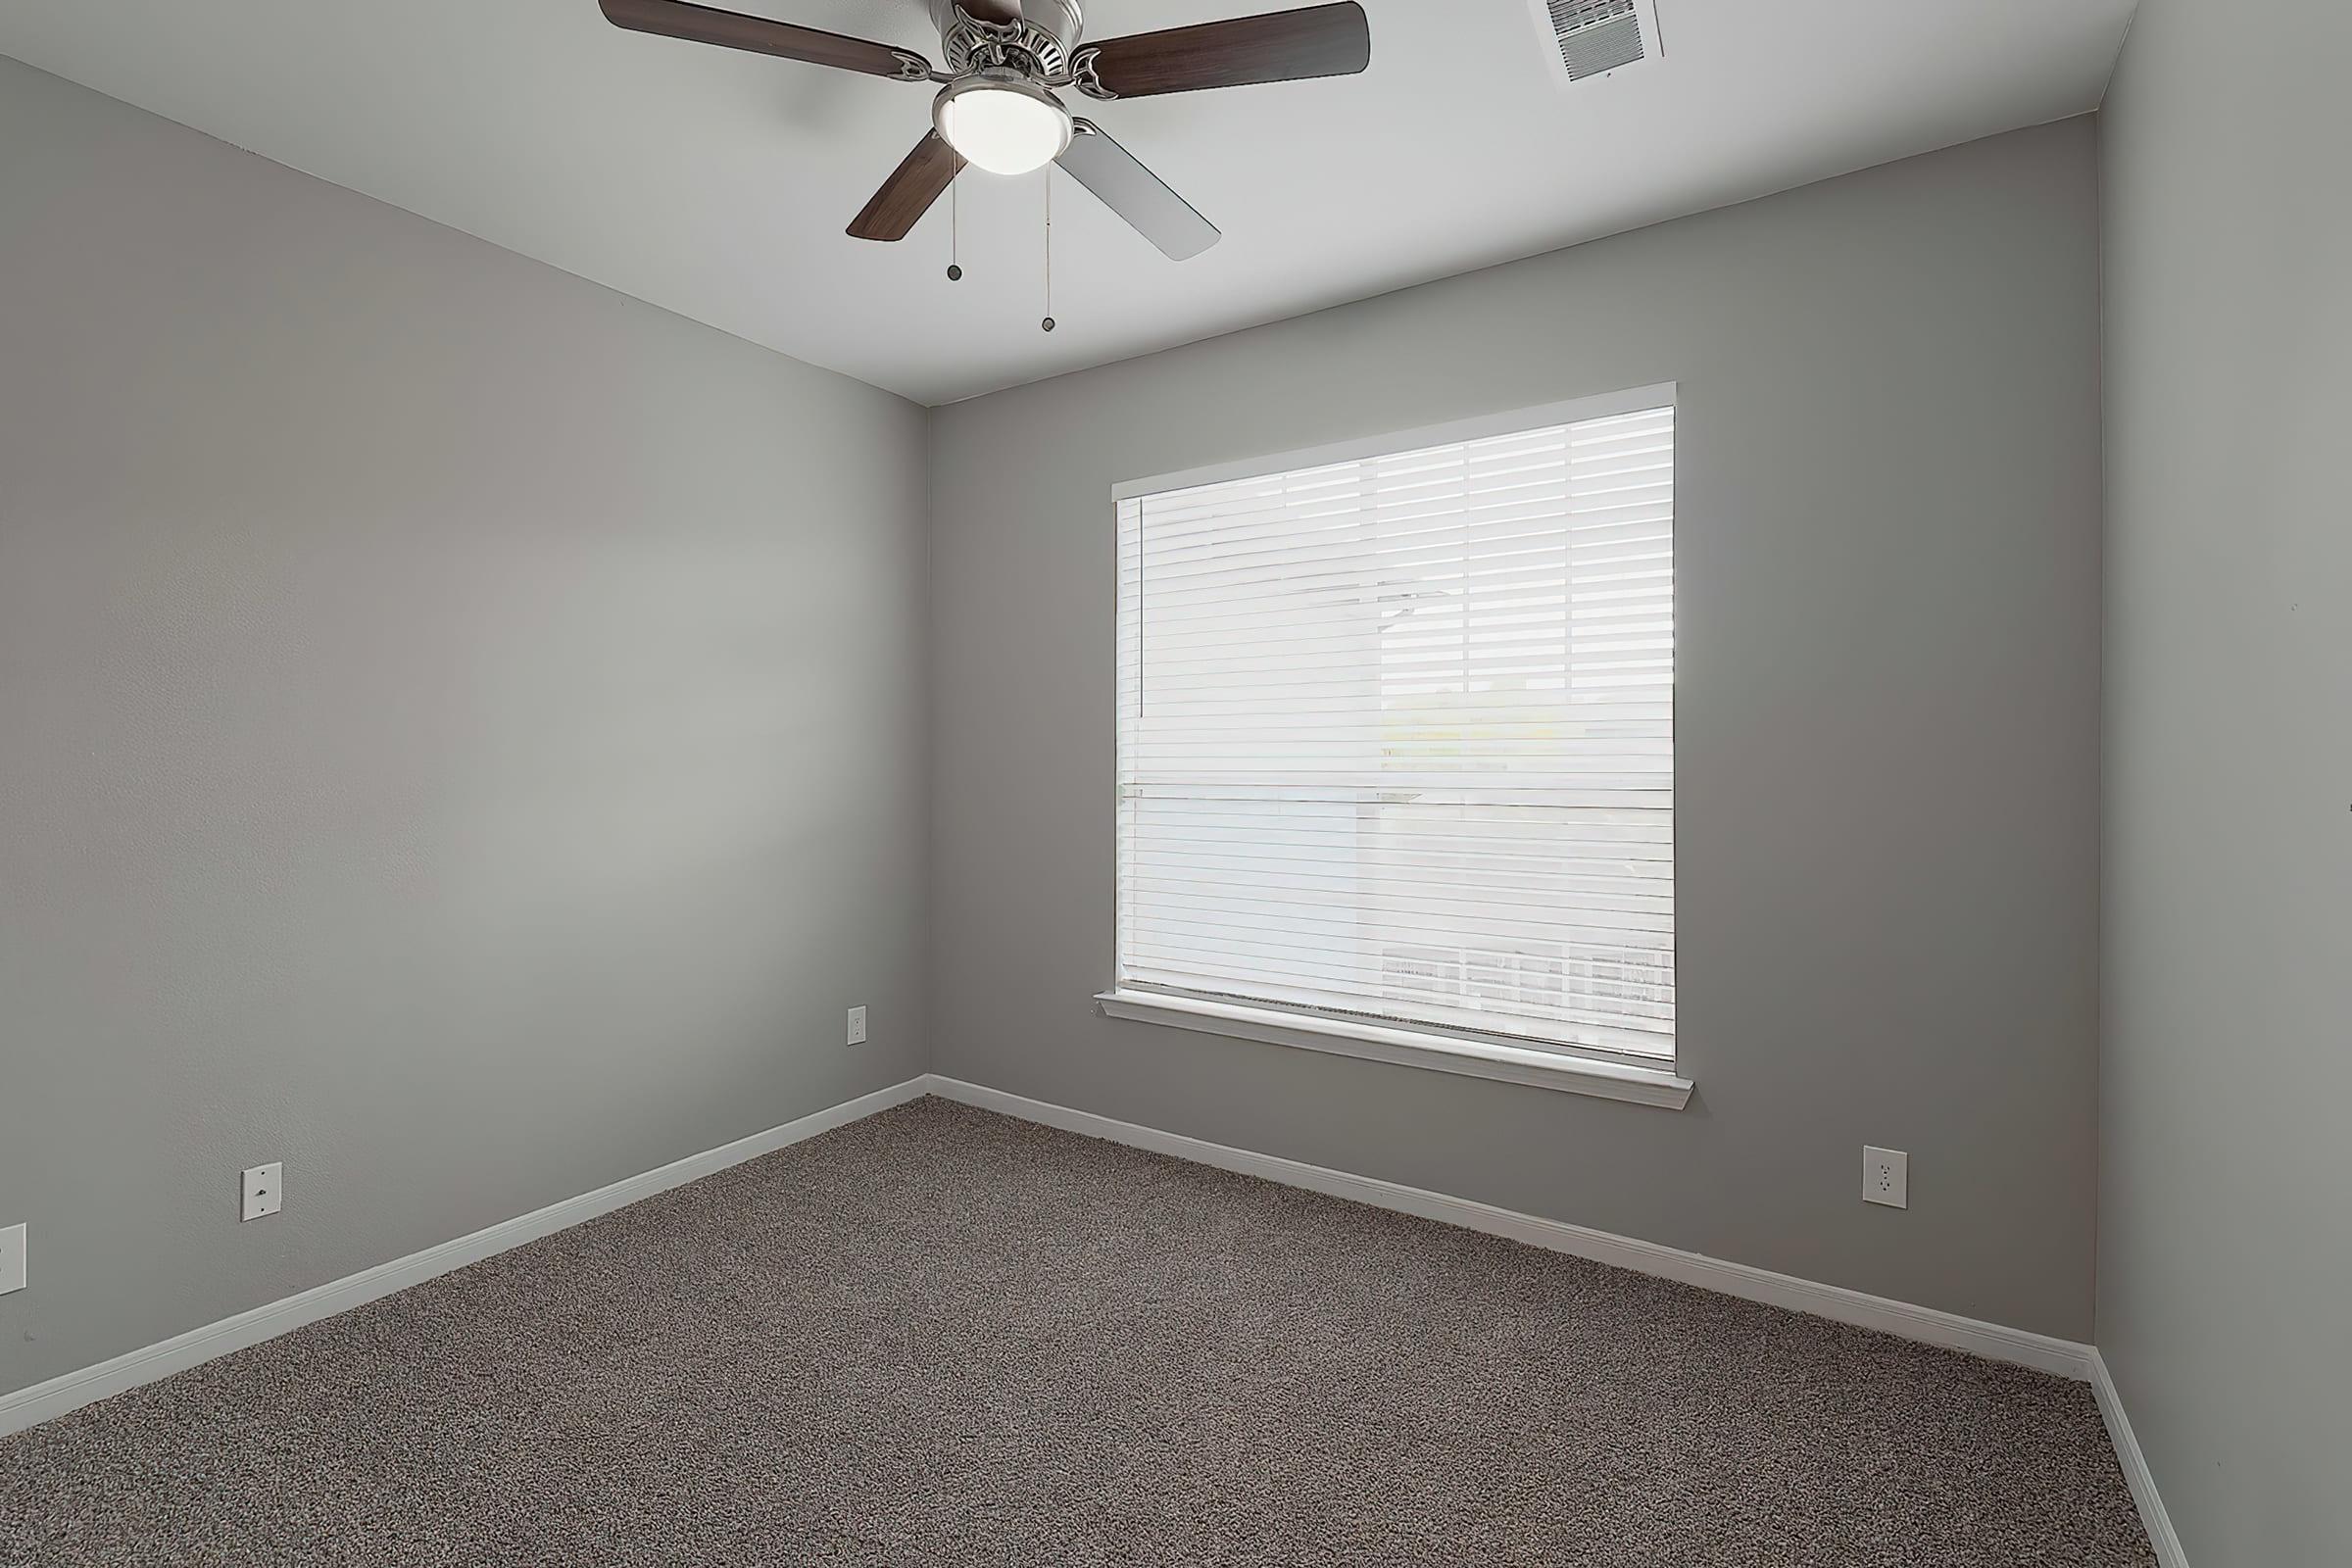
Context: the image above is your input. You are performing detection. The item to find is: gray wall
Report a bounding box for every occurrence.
[2100,1,2352,1561]
[930,120,2105,1340]
[0,59,930,1399]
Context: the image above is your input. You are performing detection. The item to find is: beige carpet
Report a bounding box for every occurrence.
[0,1098,2153,1565]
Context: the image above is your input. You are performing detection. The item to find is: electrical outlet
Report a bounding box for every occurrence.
[1864,1147,1908,1209]
[846,1005,868,1047]
[0,1224,24,1296]
[241,1162,284,1223]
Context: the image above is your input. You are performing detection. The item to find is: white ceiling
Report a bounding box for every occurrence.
[1,0,2135,405]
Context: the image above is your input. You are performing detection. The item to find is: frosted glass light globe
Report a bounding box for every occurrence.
[937,78,1072,176]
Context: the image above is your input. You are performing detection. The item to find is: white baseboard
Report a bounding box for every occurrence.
[2090,1349,2190,1567]
[923,1074,2097,1382]
[6,1072,2119,1457]
[0,1076,928,1439]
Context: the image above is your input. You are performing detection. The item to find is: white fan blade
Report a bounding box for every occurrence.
[1055,120,1221,262]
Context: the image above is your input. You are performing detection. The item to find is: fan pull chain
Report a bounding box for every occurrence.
[947,179,962,282]
[1042,173,1056,333]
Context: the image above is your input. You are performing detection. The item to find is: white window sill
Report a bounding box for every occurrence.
[1094,991,1694,1110]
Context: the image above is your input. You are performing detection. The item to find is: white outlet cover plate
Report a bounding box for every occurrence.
[847,1005,868,1047]
[1864,1147,1909,1209]
[241,1162,284,1222]
[0,1224,24,1295]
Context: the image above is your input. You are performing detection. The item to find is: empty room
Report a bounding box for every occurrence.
[1,0,2343,1562]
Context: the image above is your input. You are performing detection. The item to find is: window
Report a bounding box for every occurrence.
[1111,390,1676,1080]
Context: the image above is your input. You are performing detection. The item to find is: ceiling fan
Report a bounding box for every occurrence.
[599,0,1371,262]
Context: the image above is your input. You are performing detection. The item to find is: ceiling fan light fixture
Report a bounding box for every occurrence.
[935,71,1072,176]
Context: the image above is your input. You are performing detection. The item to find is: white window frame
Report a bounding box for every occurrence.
[1097,384,1691,1110]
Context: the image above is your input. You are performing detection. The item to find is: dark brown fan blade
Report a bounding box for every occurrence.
[1073,2,1369,100]
[599,0,929,81]
[957,0,1024,22]
[848,131,966,241]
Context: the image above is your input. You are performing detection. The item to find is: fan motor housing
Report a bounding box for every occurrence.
[931,0,1083,78]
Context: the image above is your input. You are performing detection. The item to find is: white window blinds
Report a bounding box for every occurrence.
[1115,398,1675,1064]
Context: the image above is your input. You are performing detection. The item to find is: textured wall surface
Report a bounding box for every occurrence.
[2100,1,2352,1561]
[0,59,930,1398]
[930,122,2105,1340]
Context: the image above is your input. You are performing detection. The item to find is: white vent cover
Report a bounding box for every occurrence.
[1533,0,1665,82]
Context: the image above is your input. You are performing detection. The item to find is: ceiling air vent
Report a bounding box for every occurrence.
[1536,0,1665,83]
